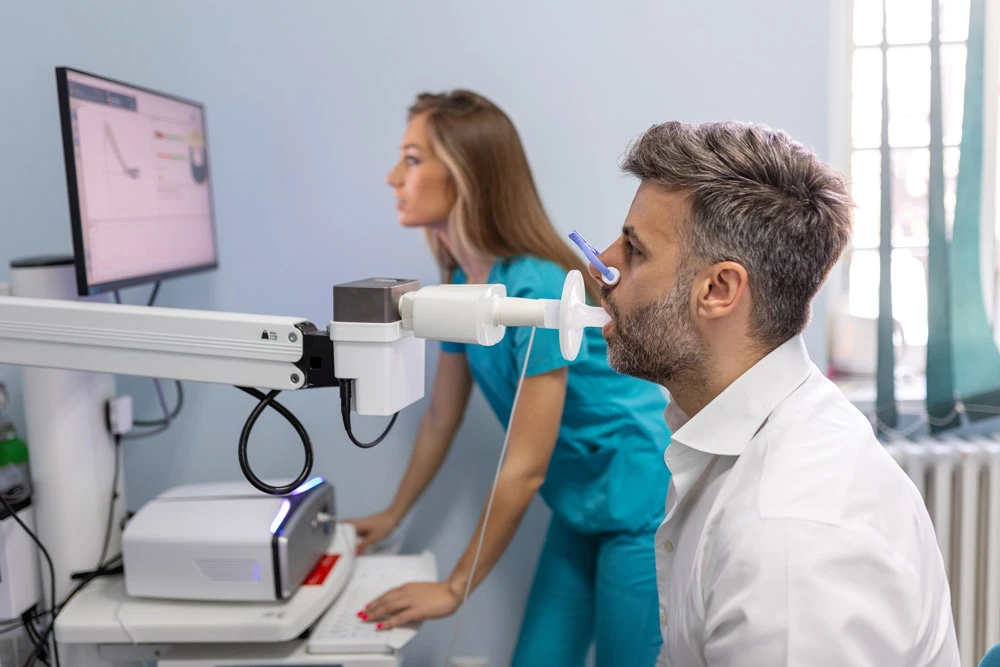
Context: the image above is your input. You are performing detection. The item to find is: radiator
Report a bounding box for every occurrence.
[885,436,1000,667]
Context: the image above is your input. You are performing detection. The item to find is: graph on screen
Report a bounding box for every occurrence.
[60,69,217,292]
[79,107,151,220]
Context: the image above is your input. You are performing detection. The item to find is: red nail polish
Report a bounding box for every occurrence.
[358,612,368,620]
[376,623,383,630]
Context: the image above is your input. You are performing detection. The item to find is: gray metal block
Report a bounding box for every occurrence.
[333,278,420,323]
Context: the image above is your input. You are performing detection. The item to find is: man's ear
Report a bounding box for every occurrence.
[695,261,749,320]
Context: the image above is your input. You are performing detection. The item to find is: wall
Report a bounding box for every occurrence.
[0,1,834,663]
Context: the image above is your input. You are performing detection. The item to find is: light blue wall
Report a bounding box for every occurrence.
[0,1,834,663]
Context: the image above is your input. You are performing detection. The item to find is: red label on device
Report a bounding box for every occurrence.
[303,554,340,586]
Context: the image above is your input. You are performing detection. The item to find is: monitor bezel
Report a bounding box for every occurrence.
[55,66,220,297]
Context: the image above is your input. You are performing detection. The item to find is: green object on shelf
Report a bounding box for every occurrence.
[0,421,31,504]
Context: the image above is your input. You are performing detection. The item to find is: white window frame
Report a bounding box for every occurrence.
[827,0,1000,389]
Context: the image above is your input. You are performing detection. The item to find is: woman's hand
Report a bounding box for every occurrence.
[345,511,399,554]
[358,581,463,630]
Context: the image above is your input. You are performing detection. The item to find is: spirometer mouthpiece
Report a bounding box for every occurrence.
[398,270,610,360]
[556,269,610,359]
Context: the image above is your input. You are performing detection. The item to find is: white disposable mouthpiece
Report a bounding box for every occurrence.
[398,270,610,360]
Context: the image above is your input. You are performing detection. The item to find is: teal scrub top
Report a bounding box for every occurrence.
[441,256,671,534]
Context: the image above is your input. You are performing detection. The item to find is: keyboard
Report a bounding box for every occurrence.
[308,551,437,654]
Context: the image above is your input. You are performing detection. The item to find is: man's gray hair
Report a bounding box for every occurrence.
[622,121,854,348]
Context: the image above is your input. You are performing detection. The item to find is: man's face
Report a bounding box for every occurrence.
[595,182,706,385]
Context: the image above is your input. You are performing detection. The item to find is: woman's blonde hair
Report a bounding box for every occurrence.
[409,90,600,302]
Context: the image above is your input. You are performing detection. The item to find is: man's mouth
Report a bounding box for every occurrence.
[601,292,618,321]
[600,296,619,338]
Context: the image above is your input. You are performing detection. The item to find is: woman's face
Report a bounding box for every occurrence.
[386,112,457,228]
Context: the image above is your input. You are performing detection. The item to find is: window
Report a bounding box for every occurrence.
[832,0,999,382]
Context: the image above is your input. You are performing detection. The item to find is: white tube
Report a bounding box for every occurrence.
[400,271,610,361]
[10,261,122,610]
[570,304,611,329]
[495,298,559,329]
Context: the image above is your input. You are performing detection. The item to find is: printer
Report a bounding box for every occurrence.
[122,477,335,602]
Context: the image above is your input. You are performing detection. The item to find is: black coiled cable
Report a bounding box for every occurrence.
[236,387,314,495]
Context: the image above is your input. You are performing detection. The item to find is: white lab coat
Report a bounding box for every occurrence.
[654,336,960,667]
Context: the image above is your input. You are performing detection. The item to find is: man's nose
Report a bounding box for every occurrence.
[592,245,620,287]
[587,259,604,283]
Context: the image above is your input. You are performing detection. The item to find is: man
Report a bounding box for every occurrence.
[594,121,960,666]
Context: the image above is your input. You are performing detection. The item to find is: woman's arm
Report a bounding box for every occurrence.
[348,351,474,552]
[362,366,567,628]
[445,366,567,594]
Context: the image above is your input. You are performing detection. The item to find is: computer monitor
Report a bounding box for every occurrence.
[56,67,219,296]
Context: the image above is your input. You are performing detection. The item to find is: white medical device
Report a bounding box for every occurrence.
[398,266,608,361]
[0,259,609,665]
[4,67,619,665]
[122,477,334,602]
[0,260,608,597]
[0,270,604,415]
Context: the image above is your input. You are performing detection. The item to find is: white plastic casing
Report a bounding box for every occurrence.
[123,488,283,603]
[328,322,425,416]
[106,395,134,435]
[399,284,508,346]
[122,480,334,603]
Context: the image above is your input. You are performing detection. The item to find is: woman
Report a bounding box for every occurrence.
[349,90,670,666]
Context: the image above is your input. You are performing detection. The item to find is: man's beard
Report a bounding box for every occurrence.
[604,277,705,386]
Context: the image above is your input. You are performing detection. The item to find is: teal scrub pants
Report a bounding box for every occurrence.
[511,516,662,666]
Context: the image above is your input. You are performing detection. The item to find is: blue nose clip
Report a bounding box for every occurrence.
[569,230,620,286]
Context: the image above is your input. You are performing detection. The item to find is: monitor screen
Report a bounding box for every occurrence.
[56,67,218,296]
